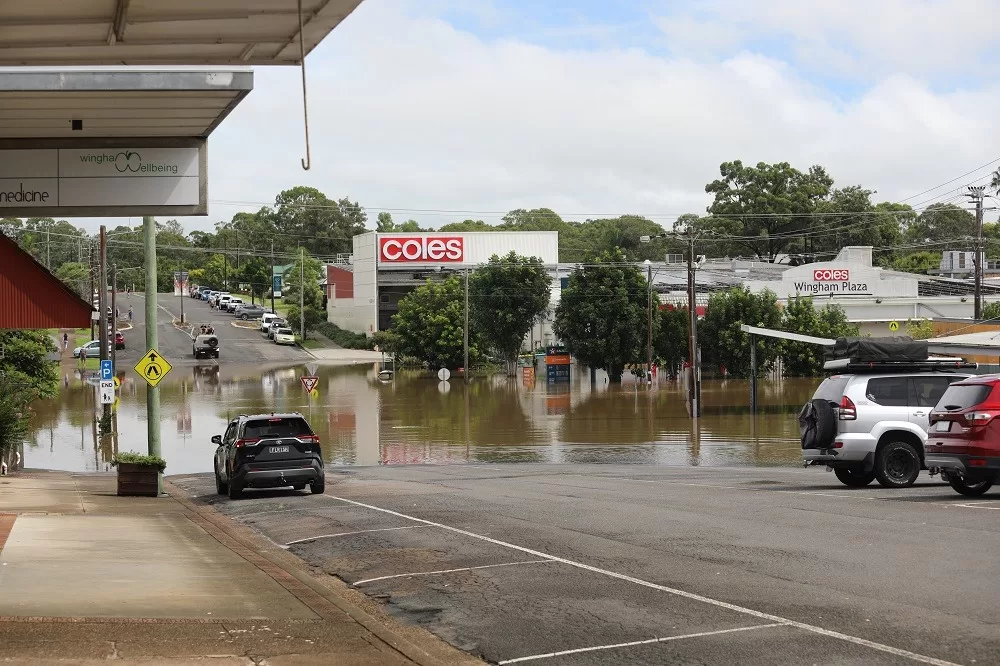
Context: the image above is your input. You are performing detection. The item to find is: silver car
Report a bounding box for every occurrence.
[801,371,972,488]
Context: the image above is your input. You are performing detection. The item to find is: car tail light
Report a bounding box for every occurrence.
[970,458,989,466]
[235,438,260,448]
[839,395,857,420]
[966,412,997,427]
[300,435,319,443]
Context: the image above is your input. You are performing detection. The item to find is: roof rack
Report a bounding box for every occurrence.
[824,359,978,373]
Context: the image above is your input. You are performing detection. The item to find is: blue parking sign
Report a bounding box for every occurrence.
[100,360,113,380]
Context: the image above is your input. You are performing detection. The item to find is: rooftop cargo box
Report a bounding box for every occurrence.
[823,336,928,363]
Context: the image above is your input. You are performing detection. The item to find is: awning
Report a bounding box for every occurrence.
[0,0,364,66]
[0,69,253,139]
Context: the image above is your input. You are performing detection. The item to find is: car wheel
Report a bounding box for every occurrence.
[834,466,876,487]
[310,478,325,494]
[874,440,921,488]
[948,473,995,497]
[228,477,243,500]
[215,465,228,495]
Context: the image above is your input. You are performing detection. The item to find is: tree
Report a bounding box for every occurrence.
[553,250,648,383]
[0,329,58,465]
[905,319,934,340]
[702,160,833,260]
[780,297,859,376]
[286,305,324,339]
[376,212,394,232]
[699,286,782,377]
[438,219,495,232]
[810,187,903,263]
[653,305,689,378]
[991,167,1000,196]
[983,301,1000,322]
[891,251,941,275]
[199,254,230,290]
[282,250,324,309]
[469,252,551,375]
[272,186,366,256]
[54,261,90,296]
[906,203,976,245]
[238,257,271,301]
[392,276,473,370]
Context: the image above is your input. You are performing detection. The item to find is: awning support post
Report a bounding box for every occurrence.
[750,333,758,415]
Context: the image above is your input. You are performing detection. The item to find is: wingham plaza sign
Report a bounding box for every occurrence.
[0,142,206,216]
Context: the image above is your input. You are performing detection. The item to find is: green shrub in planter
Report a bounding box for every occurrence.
[110,452,167,472]
[111,452,166,496]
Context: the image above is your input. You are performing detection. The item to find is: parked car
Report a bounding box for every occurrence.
[801,367,973,488]
[200,288,212,300]
[72,340,103,358]
[273,327,295,345]
[193,333,220,360]
[234,304,269,320]
[213,412,325,499]
[224,297,244,313]
[207,290,220,304]
[266,318,287,339]
[114,331,125,350]
[926,377,1000,496]
[217,294,233,310]
[260,312,282,332]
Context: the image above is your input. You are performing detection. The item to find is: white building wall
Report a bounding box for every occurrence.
[328,232,378,334]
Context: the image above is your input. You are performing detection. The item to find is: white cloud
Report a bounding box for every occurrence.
[181,0,1000,235]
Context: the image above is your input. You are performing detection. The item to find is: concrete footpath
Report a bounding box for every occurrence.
[0,470,479,666]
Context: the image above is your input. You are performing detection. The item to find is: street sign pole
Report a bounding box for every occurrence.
[143,215,162,495]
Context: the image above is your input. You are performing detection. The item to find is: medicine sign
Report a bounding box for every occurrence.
[0,143,206,216]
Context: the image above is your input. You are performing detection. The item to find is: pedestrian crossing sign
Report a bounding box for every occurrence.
[134,348,172,388]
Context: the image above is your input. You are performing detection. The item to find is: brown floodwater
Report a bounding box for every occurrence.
[23,363,820,475]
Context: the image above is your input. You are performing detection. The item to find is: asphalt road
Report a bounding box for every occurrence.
[172,464,1000,666]
[112,292,308,368]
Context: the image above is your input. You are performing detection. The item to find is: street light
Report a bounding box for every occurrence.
[643,259,653,382]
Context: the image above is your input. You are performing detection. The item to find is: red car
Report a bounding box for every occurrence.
[115,331,125,350]
[926,376,1000,496]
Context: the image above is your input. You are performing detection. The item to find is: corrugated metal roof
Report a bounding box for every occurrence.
[0,233,94,329]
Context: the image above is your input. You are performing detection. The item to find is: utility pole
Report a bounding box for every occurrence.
[464,267,470,381]
[143,216,162,495]
[223,237,228,290]
[46,228,50,269]
[99,226,110,420]
[110,264,117,371]
[89,243,96,341]
[646,261,653,379]
[270,240,276,314]
[687,233,701,418]
[967,185,986,320]
[299,246,305,342]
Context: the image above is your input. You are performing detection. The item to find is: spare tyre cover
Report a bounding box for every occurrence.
[799,398,837,449]
[206,336,218,348]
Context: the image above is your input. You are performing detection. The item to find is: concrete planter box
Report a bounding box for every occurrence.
[116,463,159,497]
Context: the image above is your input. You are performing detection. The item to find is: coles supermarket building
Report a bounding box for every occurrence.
[327,231,560,337]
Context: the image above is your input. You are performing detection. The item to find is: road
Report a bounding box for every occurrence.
[113,292,309,368]
[172,464,1000,666]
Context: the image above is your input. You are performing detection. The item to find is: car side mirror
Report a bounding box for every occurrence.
[211,435,222,445]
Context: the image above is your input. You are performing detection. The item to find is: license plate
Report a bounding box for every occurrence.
[934,421,952,432]
[269,445,290,454]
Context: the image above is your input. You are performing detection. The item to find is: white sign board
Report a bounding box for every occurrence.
[99,379,115,405]
[0,144,205,216]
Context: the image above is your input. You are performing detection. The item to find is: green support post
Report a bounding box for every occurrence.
[143,215,162,495]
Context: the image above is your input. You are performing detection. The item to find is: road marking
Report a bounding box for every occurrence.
[285,525,430,546]
[952,502,1000,510]
[354,559,555,586]
[497,623,786,664]
[321,494,960,666]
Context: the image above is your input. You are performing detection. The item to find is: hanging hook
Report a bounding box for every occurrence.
[297,0,312,170]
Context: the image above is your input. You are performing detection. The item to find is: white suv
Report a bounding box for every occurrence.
[801,370,973,487]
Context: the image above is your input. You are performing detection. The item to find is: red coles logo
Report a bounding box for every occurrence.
[379,236,464,262]
[813,268,850,281]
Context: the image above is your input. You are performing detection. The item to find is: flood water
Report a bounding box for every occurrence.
[24,363,820,475]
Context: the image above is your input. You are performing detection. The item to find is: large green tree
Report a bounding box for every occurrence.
[701,160,833,260]
[0,330,58,463]
[553,251,648,383]
[653,305,689,378]
[272,186,366,257]
[780,298,859,376]
[238,257,271,301]
[392,276,474,370]
[469,251,551,375]
[906,203,976,245]
[54,261,91,297]
[281,250,324,310]
[699,286,782,377]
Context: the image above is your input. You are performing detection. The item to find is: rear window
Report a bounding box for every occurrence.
[243,417,313,439]
[277,328,293,334]
[936,384,993,411]
[813,376,850,402]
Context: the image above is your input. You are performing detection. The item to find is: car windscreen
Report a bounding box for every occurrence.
[936,384,993,411]
[277,328,293,334]
[243,417,313,439]
[813,376,850,403]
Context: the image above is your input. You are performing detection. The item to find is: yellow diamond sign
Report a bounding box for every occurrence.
[134,348,172,388]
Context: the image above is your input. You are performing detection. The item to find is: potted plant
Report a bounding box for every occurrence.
[111,452,167,497]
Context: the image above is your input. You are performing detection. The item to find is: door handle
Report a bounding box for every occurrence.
[913,411,926,416]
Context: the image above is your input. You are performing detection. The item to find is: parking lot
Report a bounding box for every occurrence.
[172,464,1000,665]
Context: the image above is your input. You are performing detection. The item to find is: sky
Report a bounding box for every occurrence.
[80,0,1000,233]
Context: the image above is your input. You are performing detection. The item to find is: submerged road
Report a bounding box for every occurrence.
[172,464,1000,666]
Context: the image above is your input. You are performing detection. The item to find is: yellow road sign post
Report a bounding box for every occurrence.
[888,321,899,332]
[134,348,172,388]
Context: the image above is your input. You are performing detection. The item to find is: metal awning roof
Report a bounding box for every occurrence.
[0,69,253,138]
[0,0,364,66]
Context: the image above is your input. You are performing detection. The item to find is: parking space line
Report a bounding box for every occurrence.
[952,502,1000,510]
[286,525,431,546]
[497,623,786,664]
[322,494,960,666]
[354,559,556,586]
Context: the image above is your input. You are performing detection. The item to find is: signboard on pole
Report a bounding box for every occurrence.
[300,376,319,393]
[134,348,172,388]
[100,359,113,380]
[173,271,189,296]
[99,379,114,404]
[272,274,283,297]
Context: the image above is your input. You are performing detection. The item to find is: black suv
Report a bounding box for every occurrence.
[213,413,325,499]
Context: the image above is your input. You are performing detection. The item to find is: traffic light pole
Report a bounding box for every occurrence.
[143,215,162,495]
